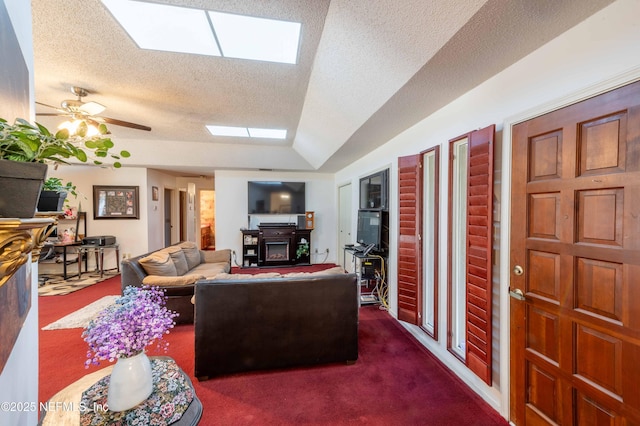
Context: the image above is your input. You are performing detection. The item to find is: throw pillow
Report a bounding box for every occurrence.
[139,250,177,276]
[202,249,231,264]
[179,241,201,270]
[166,246,189,275]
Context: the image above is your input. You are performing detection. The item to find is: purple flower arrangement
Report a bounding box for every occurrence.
[82,286,178,367]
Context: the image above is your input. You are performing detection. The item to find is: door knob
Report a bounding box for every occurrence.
[509,288,526,301]
[513,265,524,276]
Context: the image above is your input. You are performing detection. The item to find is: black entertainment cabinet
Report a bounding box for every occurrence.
[241,224,311,268]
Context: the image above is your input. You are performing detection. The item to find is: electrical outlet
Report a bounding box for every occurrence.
[314,248,319,253]
[325,248,329,253]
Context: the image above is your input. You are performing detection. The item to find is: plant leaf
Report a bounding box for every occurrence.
[55,129,70,140]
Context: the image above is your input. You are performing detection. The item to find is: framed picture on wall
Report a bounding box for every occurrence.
[152,186,159,201]
[93,185,139,219]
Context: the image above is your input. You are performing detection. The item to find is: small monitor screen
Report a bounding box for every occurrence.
[357,209,381,248]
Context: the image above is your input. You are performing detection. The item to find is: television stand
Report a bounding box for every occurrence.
[344,247,387,306]
[241,225,312,267]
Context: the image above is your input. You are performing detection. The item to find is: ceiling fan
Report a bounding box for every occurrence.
[36,86,151,131]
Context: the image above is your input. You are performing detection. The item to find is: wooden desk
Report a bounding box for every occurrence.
[38,357,201,426]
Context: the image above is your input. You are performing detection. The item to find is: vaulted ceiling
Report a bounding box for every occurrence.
[32,0,614,176]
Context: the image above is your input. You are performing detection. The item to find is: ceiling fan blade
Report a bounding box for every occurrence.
[35,112,71,117]
[82,117,111,134]
[98,116,151,131]
[79,101,106,116]
[35,101,67,113]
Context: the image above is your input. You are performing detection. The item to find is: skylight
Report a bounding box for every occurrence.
[247,128,287,139]
[208,12,300,64]
[101,0,301,64]
[206,126,287,140]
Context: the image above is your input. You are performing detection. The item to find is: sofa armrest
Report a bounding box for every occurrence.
[200,249,231,265]
[121,257,148,292]
[142,274,205,287]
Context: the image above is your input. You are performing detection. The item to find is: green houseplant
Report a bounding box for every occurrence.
[37,177,80,212]
[42,177,79,197]
[296,241,310,259]
[0,118,131,218]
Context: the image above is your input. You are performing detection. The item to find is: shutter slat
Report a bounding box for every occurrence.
[396,154,422,324]
[465,124,495,385]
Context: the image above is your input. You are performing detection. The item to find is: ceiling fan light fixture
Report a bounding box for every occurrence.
[37,85,150,132]
[59,119,101,137]
[79,101,106,116]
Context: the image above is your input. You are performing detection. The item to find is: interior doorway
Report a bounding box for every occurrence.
[199,190,215,250]
[179,190,187,242]
[338,183,352,269]
[163,188,172,247]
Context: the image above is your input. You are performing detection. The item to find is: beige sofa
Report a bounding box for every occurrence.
[121,242,231,324]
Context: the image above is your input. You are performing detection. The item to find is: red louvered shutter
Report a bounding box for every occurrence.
[397,154,422,324]
[465,124,495,384]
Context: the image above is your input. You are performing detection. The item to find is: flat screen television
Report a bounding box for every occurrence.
[357,209,382,249]
[248,181,306,214]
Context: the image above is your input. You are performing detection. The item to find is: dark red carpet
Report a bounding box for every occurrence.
[39,274,507,425]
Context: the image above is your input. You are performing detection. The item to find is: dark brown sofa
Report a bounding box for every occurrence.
[194,272,359,380]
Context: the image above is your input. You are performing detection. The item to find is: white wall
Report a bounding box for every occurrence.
[0,1,39,425]
[42,168,217,258]
[215,170,336,265]
[335,0,640,417]
[45,165,150,262]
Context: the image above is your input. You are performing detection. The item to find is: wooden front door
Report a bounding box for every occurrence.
[510,80,640,425]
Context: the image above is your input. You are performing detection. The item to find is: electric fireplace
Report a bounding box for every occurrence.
[258,223,297,266]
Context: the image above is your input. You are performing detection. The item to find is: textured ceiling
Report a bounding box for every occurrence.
[31,0,615,176]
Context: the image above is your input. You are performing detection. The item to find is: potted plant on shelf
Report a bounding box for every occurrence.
[82,286,177,412]
[0,118,130,218]
[296,240,310,259]
[37,177,79,212]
